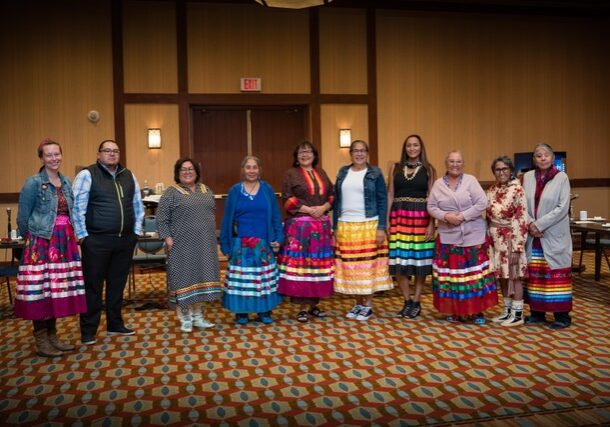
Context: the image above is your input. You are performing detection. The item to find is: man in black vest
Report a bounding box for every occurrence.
[73,140,144,345]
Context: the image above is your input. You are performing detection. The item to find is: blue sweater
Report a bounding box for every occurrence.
[220,180,284,255]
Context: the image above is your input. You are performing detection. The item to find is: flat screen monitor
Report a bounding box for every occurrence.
[514,151,566,176]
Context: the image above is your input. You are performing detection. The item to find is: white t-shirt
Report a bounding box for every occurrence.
[339,167,375,222]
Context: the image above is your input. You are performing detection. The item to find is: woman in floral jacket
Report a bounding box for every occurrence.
[486,155,528,327]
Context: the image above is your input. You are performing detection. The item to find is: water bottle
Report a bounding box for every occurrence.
[142,180,151,198]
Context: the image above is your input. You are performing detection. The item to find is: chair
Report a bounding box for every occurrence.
[577,232,610,273]
[129,216,166,299]
[0,247,22,305]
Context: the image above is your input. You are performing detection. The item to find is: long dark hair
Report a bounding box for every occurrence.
[396,134,436,180]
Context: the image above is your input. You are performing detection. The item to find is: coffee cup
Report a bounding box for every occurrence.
[579,210,588,221]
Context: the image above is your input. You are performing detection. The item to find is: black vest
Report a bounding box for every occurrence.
[85,162,136,236]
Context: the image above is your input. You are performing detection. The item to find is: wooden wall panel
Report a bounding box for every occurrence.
[123,1,178,94]
[0,0,114,192]
[187,3,310,94]
[319,8,367,95]
[320,104,369,180]
[124,104,180,192]
[572,188,610,221]
[376,11,610,181]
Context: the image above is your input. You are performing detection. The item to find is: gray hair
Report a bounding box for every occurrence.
[240,155,262,178]
[533,143,555,159]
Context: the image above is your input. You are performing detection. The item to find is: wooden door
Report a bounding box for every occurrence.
[191,105,307,228]
[251,107,306,191]
[192,108,247,195]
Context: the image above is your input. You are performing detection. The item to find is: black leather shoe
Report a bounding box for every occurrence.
[524,315,546,324]
[549,321,571,330]
[81,335,97,345]
[107,325,136,336]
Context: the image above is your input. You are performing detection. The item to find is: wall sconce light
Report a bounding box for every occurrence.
[147,128,161,149]
[339,129,351,148]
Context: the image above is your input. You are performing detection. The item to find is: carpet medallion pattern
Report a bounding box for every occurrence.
[0,254,609,426]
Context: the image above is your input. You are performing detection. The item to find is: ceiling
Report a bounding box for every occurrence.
[328,0,610,16]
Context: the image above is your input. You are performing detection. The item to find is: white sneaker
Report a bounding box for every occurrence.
[180,320,193,333]
[346,304,363,319]
[193,318,215,328]
[356,307,374,321]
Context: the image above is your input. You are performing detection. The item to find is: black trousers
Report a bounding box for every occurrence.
[79,233,137,336]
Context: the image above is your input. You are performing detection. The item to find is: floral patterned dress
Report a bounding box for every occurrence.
[14,186,87,320]
[486,178,528,281]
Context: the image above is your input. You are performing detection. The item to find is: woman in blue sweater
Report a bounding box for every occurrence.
[220,156,284,325]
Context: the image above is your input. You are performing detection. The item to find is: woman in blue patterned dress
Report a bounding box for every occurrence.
[220,156,284,325]
[157,158,222,333]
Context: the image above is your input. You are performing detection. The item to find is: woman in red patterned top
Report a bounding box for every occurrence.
[486,155,528,327]
[277,141,335,323]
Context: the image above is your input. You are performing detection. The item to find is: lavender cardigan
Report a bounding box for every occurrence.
[427,173,487,247]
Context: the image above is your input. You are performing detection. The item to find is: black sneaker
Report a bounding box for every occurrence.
[397,300,413,317]
[107,325,136,336]
[407,301,421,319]
[81,335,97,345]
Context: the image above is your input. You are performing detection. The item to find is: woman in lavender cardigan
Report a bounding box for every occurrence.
[427,151,498,324]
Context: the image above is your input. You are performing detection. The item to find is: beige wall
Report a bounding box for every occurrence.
[123,1,178,94]
[187,3,310,94]
[320,105,369,180]
[0,1,114,191]
[1,2,608,213]
[124,104,180,190]
[319,8,367,94]
[376,11,610,180]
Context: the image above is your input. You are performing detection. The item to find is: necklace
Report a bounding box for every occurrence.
[241,181,259,200]
[406,161,422,168]
[403,164,422,181]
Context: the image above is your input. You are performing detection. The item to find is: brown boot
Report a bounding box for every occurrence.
[33,329,63,358]
[47,319,75,352]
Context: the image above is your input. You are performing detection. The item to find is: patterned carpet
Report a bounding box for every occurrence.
[0,253,609,426]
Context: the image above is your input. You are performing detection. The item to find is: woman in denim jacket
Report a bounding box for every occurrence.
[15,139,87,357]
[333,140,393,321]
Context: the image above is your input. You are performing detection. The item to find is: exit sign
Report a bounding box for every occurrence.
[240,78,262,92]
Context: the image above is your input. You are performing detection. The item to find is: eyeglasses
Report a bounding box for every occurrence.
[99,149,120,155]
[298,150,313,155]
[179,168,195,173]
[494,167,511,173]
[351,149,368,154]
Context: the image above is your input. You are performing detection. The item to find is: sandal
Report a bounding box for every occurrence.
[296,311,309,323]
[308,306,327,318]
[446,315,463,323]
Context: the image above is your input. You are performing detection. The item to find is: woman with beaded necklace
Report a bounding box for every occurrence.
[387,135,436,319]
[220,156,284,325]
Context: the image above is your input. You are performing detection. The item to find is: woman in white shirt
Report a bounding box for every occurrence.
[333,140,393,321]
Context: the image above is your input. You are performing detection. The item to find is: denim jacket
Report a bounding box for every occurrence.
[17,169,74,240]
[333,164,388,230]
